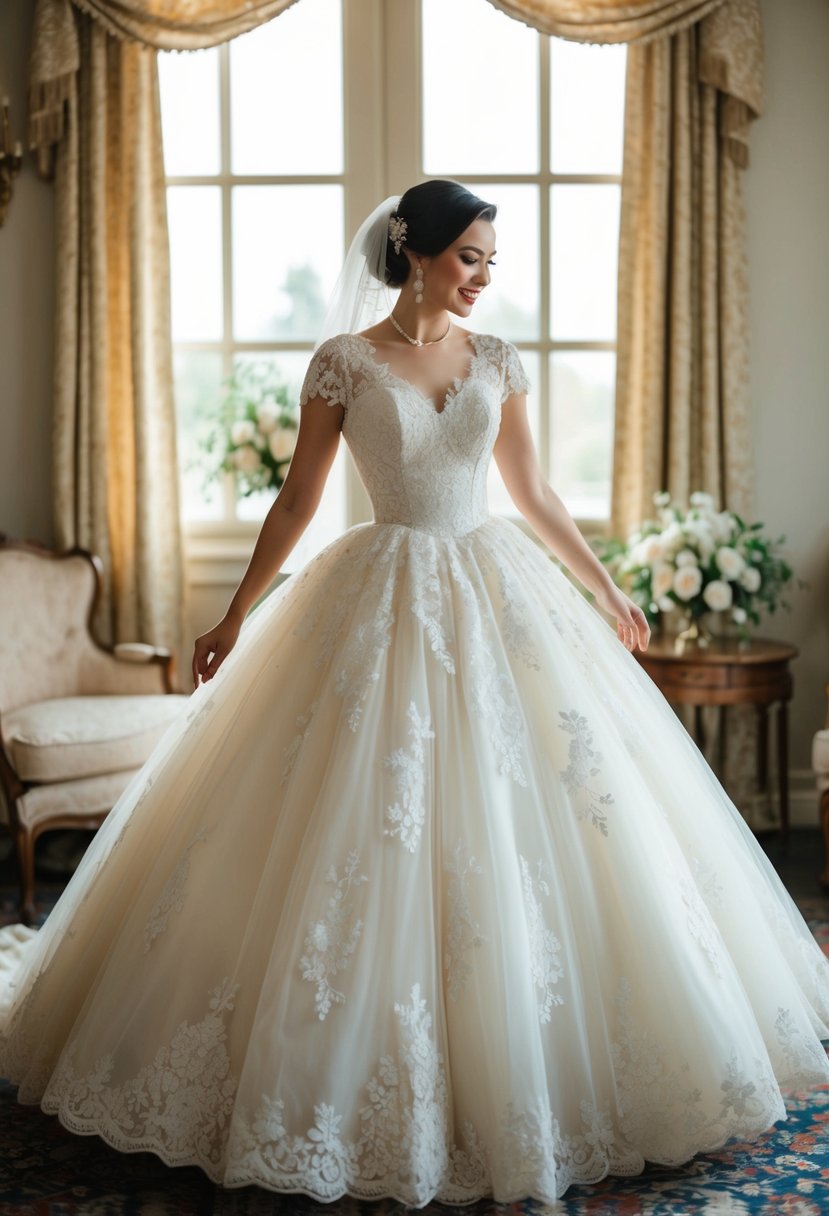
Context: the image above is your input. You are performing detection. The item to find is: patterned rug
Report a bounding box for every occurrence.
[1,851,829,1214]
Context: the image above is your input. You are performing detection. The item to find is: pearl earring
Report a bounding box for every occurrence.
[414,262,424,304]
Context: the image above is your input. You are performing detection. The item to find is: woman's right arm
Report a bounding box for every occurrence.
[191,393,343,688]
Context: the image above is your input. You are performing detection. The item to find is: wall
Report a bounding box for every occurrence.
[744,0,829,823]
[0,0,827,821]
[0,0,55,545]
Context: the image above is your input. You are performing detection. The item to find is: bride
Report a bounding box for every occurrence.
[1,179,828,1208]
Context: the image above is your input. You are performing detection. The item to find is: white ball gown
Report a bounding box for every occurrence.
[1,330,828,1209]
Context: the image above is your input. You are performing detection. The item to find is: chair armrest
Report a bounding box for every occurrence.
[80,641,178,695]
[113,643,171,664]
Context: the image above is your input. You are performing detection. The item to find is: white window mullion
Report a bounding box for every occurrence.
[219,41,237,521]
[538,31,552,486]
[384,0,422,189]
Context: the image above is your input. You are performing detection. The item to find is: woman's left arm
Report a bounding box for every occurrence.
[493,390,650,653]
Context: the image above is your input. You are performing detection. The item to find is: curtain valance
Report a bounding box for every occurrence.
[28,0,763,176]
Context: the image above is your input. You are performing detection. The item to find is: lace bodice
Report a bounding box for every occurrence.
[299,332,530,537]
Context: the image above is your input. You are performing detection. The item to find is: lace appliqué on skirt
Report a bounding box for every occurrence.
[382,701,435,854]
[557,710,614,835]
[40,978,240,1169]
[445,839,487,1002]
[299,850,368,1021]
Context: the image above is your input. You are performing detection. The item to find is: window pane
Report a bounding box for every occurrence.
[159,48,220,176]
[551,40,626,175]
[168,187,223,342]
[487,351,540,516]
[422,0,538,174]
[232,352,346,569]
[232,186,343,341]
[231,0,343,175]
[551,185,620,341]
[550,352,615,520]
[463,183,539,341]
[174,351,224,521]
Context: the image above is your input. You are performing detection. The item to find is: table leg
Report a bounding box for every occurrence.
[694,705,705,753]
[756,704,768,793]
[777,700,790,846]
[717,705,727,778]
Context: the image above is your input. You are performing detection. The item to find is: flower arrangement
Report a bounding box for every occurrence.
[200,362,299,497]
[592,490,802,644]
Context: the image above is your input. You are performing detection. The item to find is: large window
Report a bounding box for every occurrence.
[160,0,625,565]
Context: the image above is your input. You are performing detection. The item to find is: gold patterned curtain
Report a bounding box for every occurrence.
[30,0,184,659]
[611,0,764,538]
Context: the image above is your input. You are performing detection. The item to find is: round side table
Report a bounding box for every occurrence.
[633,636,798,840]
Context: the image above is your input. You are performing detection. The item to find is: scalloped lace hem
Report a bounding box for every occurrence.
[24,1090,792,1208]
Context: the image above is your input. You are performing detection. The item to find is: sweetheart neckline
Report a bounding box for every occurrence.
[351,331,482,416]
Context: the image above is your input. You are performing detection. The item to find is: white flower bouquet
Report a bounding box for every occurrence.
[592,491,801,644]
[200,362,299,497]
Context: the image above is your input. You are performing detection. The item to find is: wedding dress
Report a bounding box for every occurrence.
[1,330,828,1208]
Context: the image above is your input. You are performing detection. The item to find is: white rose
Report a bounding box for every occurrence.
[268,427,296,462]
[231,420,256,446]
[740,566,761,592]
[690,491,717,512]
[702,579,733,611]
[653,490,672,507]
[715,546,745,580]
[713,511,736,543]
[256,403,281,434]
[660,521,684,552]
[642,535,666,563]
[232,444,261,473]
[673,566,702,601]
[675,548,698,567]
[652,563,675,599]
[657,595,676,613]
[684,520,715,558]
[731,606,747,623]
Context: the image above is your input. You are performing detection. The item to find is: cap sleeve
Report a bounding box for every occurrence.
[298,336,351,412]
[501,339,531,403]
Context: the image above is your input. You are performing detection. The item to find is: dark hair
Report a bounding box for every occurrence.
[371,179,496,288]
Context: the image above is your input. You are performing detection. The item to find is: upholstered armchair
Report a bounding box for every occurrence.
[815,682,829,888]
[0,536,188,925]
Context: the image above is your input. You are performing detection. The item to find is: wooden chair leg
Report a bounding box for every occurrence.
[817,787,829,889]
[13,825,37,927]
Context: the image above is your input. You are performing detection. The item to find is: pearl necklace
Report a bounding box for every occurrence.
[388,313,452,347]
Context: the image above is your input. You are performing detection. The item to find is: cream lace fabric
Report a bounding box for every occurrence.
[1,332,828,1207]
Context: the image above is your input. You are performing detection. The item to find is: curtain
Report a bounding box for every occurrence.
[31,1,183,659]
[611,0,763,537]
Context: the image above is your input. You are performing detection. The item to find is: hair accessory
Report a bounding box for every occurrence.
[388,215,408,255]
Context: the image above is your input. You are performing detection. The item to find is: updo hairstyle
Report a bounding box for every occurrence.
[365,179,497,288]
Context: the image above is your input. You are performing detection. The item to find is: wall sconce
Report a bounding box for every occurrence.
[0,97,23,228]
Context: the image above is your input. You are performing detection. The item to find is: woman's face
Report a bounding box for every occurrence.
[417,217,497,317]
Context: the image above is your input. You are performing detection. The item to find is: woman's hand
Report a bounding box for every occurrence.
[593,584,651,653]
[191,613,243,688]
